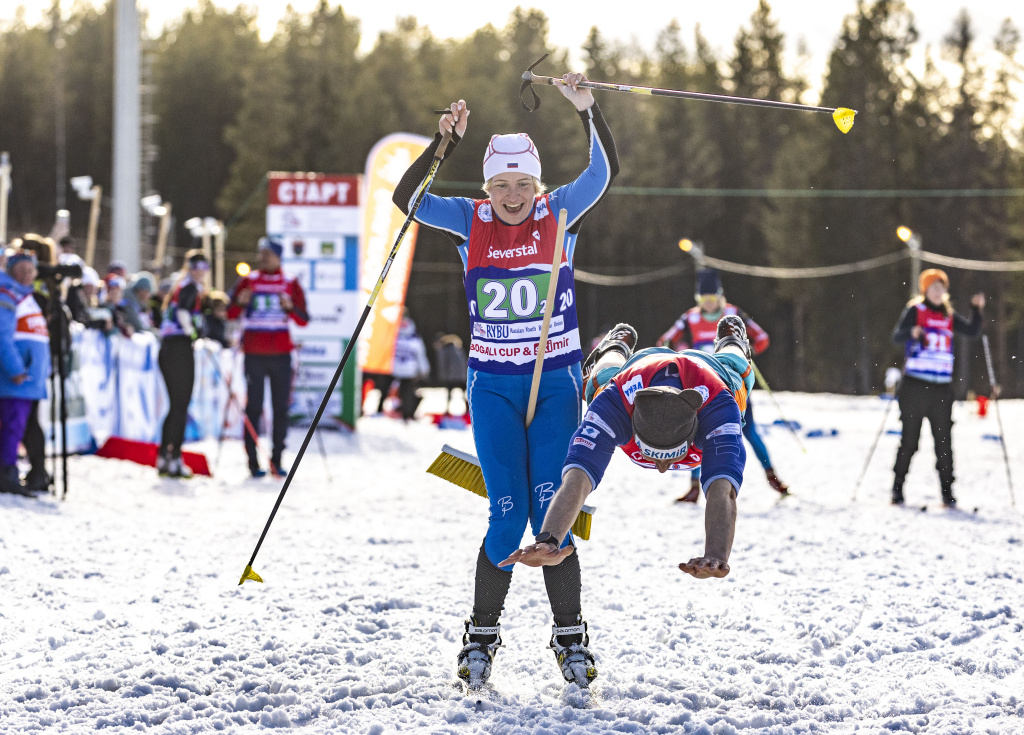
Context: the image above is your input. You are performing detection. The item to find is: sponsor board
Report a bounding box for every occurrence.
[472,315,564,341]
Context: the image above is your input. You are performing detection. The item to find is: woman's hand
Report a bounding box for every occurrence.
[554,72,595,111]
[439,100,469,139]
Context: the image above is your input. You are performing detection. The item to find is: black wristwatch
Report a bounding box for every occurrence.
[534,532,559,548]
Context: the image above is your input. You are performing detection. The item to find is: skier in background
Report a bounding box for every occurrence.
[393,71,617,689]
[228,236,309,478]
[890,269,984,508]
[657,268,787,502]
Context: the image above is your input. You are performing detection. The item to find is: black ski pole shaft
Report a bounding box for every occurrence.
[519,55,857,133]
[852,387,897,502]
[982,335,1016,507]
[239,130,453,585]
[751,360,806,453]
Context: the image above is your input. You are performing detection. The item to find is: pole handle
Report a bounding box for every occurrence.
[525,208,568,427]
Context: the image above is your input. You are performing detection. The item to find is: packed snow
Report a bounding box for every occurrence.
[2,389,1022,734]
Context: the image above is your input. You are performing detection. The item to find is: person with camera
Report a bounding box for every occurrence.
[0,250,50,496]
[157,250,209,478]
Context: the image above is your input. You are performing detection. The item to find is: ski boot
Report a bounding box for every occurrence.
[456,620,502,689]
[167,450,194,479]
[675,477,701,504]
[23,467,52,494]
[156,447,171,477]
[714,314,751,358]
[549,619,597,688]
[583,324,638,402]
[941,487,957,509]
[765,468,789,496]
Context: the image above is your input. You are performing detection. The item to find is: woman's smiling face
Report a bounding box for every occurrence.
[487,174,537,225]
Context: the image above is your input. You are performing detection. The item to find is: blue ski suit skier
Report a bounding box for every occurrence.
[499,319,754,640]
[392,74,618,688]
[657,268,788,502]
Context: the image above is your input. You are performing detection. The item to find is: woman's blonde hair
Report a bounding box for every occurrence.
[482,177,546,196]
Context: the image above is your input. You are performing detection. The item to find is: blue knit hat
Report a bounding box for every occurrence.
[6,250,37,273]
[258,235,284,259]
[696,268,723,296]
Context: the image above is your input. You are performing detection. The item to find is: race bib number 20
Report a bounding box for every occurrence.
[477,274,550,321]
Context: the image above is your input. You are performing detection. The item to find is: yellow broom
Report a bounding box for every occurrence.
[426,444,595,540]
[426,209,596,541]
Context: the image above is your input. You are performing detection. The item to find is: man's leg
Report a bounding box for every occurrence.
[892,378,926,503]
[266,354,292,472]
[244,354,268,473]
[742,399,789,494]
[22,400,49,491]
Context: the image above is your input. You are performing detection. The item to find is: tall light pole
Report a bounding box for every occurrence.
[71,176,103,267]
[897,226,921,299]
[141,194,172,273]
[112,0,141,272]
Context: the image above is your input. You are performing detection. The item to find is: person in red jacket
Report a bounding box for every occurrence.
[228,236,309,477]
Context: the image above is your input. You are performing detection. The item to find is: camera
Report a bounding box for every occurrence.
[37,262,84,281]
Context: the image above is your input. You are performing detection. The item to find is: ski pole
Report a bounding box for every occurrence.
[751,360,806,453]
[519,54,857,133]
[982,335,1016,507]
[852,384,898,502]
[202,343,270,472]
[238,129,454,585]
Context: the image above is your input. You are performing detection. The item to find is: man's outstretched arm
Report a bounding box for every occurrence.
[498,468,593,567]
[679,477,737,579]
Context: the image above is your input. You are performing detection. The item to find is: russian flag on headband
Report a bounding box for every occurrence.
[507,162,519,168]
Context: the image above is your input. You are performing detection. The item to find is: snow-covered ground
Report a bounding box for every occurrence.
[2,390,1022,734]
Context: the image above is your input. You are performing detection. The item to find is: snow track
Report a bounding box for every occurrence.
[2,391,1022,733]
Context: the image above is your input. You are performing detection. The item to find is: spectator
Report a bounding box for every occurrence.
[203,291,231,348]
[121,272,157,335]
[150,279,172,330]
[227,236,308,478]
[107,260,128,280]
[102,274,131,336]
[391,310,430,421]
[157,250,209,478]
[433,332,468,415]
[0,250,50,497]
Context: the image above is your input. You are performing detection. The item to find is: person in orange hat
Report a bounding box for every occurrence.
[889,269,984,508]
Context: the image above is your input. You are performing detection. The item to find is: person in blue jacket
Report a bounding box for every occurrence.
[393,72,618,688]
[0,250,51,497]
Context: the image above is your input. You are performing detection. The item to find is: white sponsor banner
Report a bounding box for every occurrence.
[468,328,580,366]
[314,260,344,291]
[296,339,343,364]
[472,315,564,342]
[302,291,362,338]
[266,205,361,235]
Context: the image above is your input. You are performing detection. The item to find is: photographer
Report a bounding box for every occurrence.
[0,250,50,497]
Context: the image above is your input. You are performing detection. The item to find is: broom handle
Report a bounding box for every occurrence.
[525,208,568,427]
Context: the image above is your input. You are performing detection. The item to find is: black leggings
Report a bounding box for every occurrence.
[159,336,195,452]
[893,376,955,493]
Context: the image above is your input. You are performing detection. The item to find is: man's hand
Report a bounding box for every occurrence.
[498,543,574,568]
[554,72,595,111]
[12,373,28,385]
[911,325,923,340]
[679,557,730,579]
[439,100,469,139]
[971,292,985,310]
[278,292,293,312]
[235,288,252,307]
